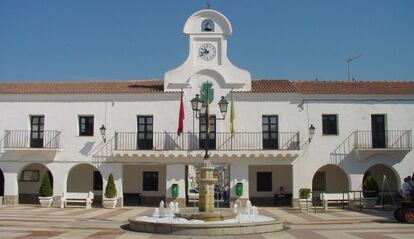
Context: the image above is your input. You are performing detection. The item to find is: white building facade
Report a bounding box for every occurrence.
[0,9,413,207]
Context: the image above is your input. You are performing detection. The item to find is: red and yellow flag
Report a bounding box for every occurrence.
[177,91,185,135]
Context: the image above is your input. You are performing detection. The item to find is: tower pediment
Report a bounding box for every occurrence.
[164,9,251,92]
[183,9,232,36]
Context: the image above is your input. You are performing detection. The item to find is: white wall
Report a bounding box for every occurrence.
[122,164,166,196]
[249,165,292,197]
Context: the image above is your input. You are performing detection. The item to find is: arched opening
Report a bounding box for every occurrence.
[0,168,4,197]
[67,164,102,206]
[363,164,399,205]
[18,163,53,204]
[201,19,215,32]
[312,164,349,204]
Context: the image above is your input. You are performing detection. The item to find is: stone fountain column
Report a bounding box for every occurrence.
[198,158,217,212]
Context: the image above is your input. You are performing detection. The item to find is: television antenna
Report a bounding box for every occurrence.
[347,54,363,81]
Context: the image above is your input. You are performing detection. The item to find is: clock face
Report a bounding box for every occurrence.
[199,43,216,61]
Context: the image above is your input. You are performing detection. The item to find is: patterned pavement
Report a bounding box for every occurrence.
[0,205,413,239]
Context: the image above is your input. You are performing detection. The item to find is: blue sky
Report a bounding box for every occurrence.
[0,0,413,82]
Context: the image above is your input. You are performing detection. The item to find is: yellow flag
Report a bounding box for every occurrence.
[230,92,235,136]
[206,95,210,134]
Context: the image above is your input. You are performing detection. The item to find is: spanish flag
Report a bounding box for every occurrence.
[177,91,185,135]
[230,91,235,137]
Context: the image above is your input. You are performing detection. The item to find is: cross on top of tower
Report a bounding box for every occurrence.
[205,0,211,9]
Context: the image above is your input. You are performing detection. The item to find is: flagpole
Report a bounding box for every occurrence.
[204,88,210,160]
[230,89,234,150]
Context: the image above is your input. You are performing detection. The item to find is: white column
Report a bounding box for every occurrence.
[0,163,19,205]
[230,163,249,202]
[349,174,364,191]
[166,164,185,206]
[47,163,67,195]
[100,163,123,207]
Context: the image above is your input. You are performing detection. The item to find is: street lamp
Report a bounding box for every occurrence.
[190,95,228,119]
[190,93,229,159]
[308,124,315,143]
[100,124,107,143]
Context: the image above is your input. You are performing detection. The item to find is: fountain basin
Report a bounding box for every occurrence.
[176,208,235,221]
[128,214,284,235]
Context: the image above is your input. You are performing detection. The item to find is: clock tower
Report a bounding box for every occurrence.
[164,9,251,92]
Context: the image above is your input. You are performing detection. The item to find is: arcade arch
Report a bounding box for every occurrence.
[67,163,102,205]
[18,163,53,204]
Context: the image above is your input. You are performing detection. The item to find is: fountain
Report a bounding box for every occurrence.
[129,158,284,235]
[128,88,284,234]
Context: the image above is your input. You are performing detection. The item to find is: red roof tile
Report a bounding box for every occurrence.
[0,79,413,95]
[0,79,164,94]
[251,80,298,92]
[292,80,414,95]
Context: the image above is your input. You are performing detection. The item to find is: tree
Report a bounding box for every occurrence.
[105,173,117,198]
[363,175,379,198]
[39,173,53,197]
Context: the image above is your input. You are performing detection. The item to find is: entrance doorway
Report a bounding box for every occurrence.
[371,114,386,148]
[30,116,44,148]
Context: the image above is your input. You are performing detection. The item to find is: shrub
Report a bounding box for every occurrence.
[39,173,53,197]
[363,175,379,197]
[105,174,117,198]
[299,188,311,199]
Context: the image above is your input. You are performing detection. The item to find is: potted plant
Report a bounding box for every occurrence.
[299,188,312,212]
[362,175,379,208]
[103,173,118,208]
[38,173,53,207]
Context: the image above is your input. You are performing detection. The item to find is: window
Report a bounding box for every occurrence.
[79,116,94,136]
[93,171,103,191]
[257,172,272,192]
[19,170,39,182]
[322,114,338,135]
[262,115,278,149]
[143,171,158,191]
[137,116,153,149]
[199,115,216,149]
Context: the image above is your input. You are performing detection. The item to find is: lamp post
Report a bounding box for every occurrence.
[190,90,229,214]
[308,124,315,143]
[100,124,107,143]
[190,93,228,160]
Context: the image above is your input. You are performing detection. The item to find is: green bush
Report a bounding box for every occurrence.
[105,174,117,198]
[363,175,379,197]
[39,173,53,197]
[299,188,311,199]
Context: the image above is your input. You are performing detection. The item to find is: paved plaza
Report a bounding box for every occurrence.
[0,205,413,239]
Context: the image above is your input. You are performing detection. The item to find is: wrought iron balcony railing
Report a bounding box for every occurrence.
[3,130,61,149]
[330,130,412,163]
[114,131,300,151]
[353,130,412,149]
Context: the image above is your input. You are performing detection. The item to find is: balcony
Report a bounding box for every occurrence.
[114,131,300,151]
[3,130,61,150]
[331,130,412,163]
